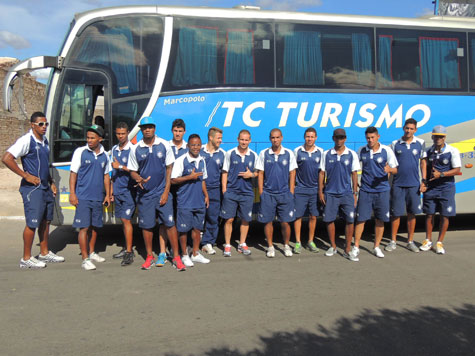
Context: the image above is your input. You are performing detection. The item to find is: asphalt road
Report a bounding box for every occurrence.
[0,218,474,356]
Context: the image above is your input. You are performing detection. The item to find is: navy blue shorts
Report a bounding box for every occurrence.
[391,186,421,216]
[137,192,175,229]
[322,193,355,223]
[20,187,54,228]
[356,190,390,222]
[114,191,136,220]
[177,208,206,233]
[258,191,295,223]
[423,186,456,217]
[73,200,103,228]
[220,191,254,222]
[294,191,320,218]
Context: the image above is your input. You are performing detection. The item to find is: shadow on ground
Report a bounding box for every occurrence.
[165,304,475,356]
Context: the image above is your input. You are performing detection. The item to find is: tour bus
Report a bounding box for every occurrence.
[3,5,475,224]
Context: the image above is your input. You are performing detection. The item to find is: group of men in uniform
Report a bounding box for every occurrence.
[3,112,461,270]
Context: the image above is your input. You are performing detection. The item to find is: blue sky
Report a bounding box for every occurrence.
[0,0,436,78]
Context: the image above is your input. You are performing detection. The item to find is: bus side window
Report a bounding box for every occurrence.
[469,33,475,92]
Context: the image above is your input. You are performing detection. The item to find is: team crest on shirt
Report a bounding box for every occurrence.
[315,157,320,163]
[101,162,105,168]
[443,159,449,165]
[412,149,418,156]
[282,159,288,166]
[122,157,127,163]
[248,161,253,167]
[215,158,221,165]
[376,157,383,163]
[344,159,350,166]
[157,151,163,158]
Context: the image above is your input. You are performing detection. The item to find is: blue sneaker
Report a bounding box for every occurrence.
[155,253,167,267]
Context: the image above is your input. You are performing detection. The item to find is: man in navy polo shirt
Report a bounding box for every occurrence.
[421,125,461,254]
[318,128,360,261]
[200,127,225,255]
[221,129,258,257]
[110,122,136,266]
[69,124,111,271]
[171,134,210,267]
[3,111,64,268]
[127,117,185,271]
[353,126,398,260]
[293,127,324,254]
[256,128,297,258]
[387,118,427,253]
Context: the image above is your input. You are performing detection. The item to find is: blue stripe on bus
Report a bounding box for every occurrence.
[455,177,475,194]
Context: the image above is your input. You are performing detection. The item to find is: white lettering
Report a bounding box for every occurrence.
[406,104,431,128]
[375,104,403,128]
[356,103,377,128]
[297,103,322,127]
[321,103,342,127]
[243,101,265,127]
[343,103,357,127]
[163,96,205,106]
[222,102,243,127]
[277,102,298,127]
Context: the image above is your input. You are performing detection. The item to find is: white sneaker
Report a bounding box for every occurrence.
[266,246,275,258]
[283,244,293,257]
[191,252,210,264]
[81,258,96,271]
[420,239,432,252]
[182,254,194,267]
[436,241,445,255]
[407,241,420,253]
[352,246,360,257]
[384,241,397,252]
[373,247,385,258]
[201,243,216,255]
[38,251,65,263]
[19,257,46,269]
[325,247,337,257]
[89,252,105,262]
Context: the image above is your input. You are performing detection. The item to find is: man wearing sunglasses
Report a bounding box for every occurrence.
[2,112,64,268]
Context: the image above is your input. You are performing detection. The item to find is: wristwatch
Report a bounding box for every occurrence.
[440,172,445,178]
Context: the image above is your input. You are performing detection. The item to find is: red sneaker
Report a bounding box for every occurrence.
[172,256,186,271]
[141,255,155,270]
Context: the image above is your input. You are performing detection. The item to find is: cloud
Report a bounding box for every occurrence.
[0,31,30,49]
[255,0,323,11]
[30,68,52,80]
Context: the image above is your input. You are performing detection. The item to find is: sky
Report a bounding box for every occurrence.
[0,0,436,79]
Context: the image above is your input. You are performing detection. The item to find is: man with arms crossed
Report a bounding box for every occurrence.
[293,127,324,254]
[221,129,258,257]
[2,111,64,268]
[386,118,427,253]
[318,128,360,261]
[256,128,297,258]
[353,126,398,260]
[420,125,461,254]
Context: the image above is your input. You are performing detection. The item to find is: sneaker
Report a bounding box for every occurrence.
[436,241,445,255]
[373,247,385,258]
[182,254,194,267]
[266,245,275,258]
[384,241,397,252]
[223,245,232,257]
[172,256,186,271]
[307,241,319,253]
[191,252,210,264]
[155,252,167,267]
[113,248,126,259]
[283,244,293,257]
[325,247,337,257]
[342,251,359,262]
[141,255,155,270]
[121,251,134,266]
[89,252,105,263]
[202,243,216,255]
[38,251,65,263]
[293,242,302,254]
[238,243,251,256]
[81,258,96,271]
[420,239,432,252]
[352,246,360,257]
[19,257,46,269]
[407,241,420,253]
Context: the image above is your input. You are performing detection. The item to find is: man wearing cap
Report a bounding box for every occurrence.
[2,111,64,268]
[420,125,461,254]
[256,128,297,258]
[353,126,398,260]
[69,124,111,270]
[318,128,360,261]
[127,117,186,271]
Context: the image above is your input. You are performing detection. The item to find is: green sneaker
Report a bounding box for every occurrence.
[307,241,319,253]
[293,242,302,254]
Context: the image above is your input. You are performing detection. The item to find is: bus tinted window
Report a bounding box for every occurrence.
[376,28,467,91]
[67,16,163,98]
[163,18,274,91]
[470,33,475,91]
[276,23,375,89]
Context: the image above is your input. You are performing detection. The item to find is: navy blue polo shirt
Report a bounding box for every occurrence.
[294,145,324,194]
[256,147,297,194]
[169,140,188,159]
[391,137,426,187]
[71,144,110,201]
[358,144,398,193]
[200,145,225,189]
[171,153,208,209]
[111,141,135,195]
[425,143,461,190]
[222,147,258,196]
[320,147,360,195]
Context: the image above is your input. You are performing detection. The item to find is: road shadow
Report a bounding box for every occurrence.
[164,304,475,356]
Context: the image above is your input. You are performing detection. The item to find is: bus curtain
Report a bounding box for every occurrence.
[419,37,460,89]
[352,33,373,86]
[378,35,393,87]
[225,30,255,85]
[283,31,323,86]
[172,27,218,87]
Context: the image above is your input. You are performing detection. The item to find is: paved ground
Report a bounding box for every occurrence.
[0,216,474,356]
